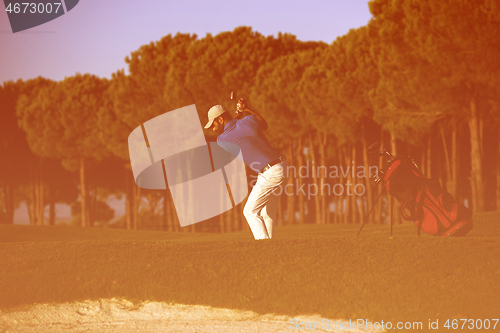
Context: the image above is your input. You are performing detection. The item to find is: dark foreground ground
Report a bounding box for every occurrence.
[0,212,499,332]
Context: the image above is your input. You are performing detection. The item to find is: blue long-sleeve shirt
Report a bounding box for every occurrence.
[217,115,280,172]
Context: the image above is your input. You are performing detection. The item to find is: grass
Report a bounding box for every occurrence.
[1,212,499,330]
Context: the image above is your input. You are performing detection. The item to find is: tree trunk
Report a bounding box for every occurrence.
[170,193,175,231]
[318,133,327,224]
[439,123,451,192]
[308,132,320,224]
[8,184,14,224]
[89,186,97,227]
[219,170,225,233]
[390,132,403,224]
[426,135,432,179]
[163,191,169,231]
[350,144,358,223]
[341,145,350,223]
[286,143,295,224]
[37,160,44,226]
[479,114,484,162]
[421,144,426,177]
[125,170,132,230]
[451,122,458,200]
[239,199,245,231]
[48,185,55,226]
[28,174,36,225]
[356,144,365,225]
[375,129,385,224]
[165,190,176,232]
[277,199,283,226]
[80,157,87,227]
[333,144,340,224]
[186,161,195,233]
[232,200,239,231]
[334,167,341,224]
[87,185,93,227]
[38,179,44,226]
[468,94,485,212]
[361,130,373,223]
[326,197,331,224]
[133,184,141,229]
[2,183,15,224]
[296,136,305,224]
[170,196,177,231]
[390,132,397,158]
[338,145,345,224]
[35,168,40,225]
[497,129,500,210]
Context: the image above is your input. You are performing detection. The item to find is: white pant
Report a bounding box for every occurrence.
[243,161,288,240]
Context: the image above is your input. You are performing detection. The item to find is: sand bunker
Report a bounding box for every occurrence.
[0,299,380,332]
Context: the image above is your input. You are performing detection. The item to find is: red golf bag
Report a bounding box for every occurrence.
[383,156,473,237]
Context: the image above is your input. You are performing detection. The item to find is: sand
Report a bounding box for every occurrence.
[0,299,381,333]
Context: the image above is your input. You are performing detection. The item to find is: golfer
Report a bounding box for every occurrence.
[204,99,288,240]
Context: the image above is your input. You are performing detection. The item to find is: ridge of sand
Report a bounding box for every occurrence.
[0,299,381,333]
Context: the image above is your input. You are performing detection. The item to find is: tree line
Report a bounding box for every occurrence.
[1,0,499,230]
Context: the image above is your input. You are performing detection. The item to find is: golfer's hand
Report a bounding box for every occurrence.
[237,98,247,112]
[237,98,267,130]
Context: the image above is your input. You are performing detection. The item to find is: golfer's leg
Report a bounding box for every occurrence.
[261,190,280,239]
[243,176,272,240]
[261,162,288,238]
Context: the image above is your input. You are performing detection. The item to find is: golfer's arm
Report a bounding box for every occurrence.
[233,111,244,120]
[245,108,268,131]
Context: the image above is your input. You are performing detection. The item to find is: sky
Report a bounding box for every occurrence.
[0,0,373,83]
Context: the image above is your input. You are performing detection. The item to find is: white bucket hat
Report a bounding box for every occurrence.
[204,105,227,129]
